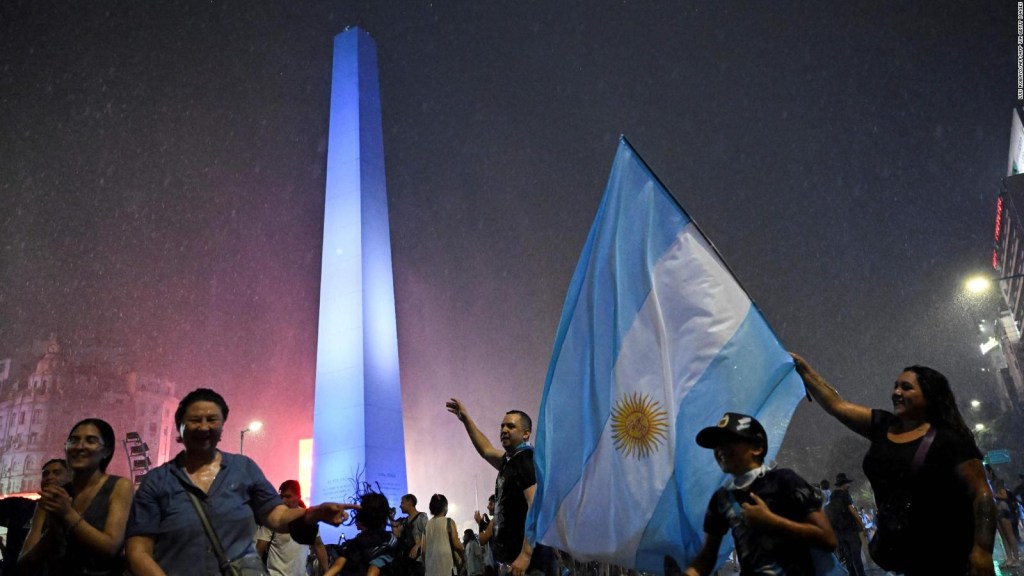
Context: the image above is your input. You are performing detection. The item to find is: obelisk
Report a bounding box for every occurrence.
[312,27,407,542]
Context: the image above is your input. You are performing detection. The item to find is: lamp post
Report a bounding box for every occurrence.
[240,421,263,455]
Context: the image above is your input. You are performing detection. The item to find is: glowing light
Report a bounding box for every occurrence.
[247,421,263,433]
[975,423,986,432]
[980,337,1000,355]
[995,196,1004,242]
[299,438,313,500]
[970,400,981,409]
[965,276,992,294]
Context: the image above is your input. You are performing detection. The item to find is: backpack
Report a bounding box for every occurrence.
[396,512,423,559]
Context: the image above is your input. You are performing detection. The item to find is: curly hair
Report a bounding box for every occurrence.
[356,491,390,530]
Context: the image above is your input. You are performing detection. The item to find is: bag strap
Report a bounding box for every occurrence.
[446,517,456,554]
[910,426,937,471]
[176,474,235,576]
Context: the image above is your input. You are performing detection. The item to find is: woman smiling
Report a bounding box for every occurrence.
[792,354,995,576]
[125,388,353,576]
[18,418,134,576]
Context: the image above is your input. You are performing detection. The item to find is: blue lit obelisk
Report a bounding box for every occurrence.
[312,27,407,542]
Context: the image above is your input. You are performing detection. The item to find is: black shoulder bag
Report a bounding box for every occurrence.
[867,426,936,572]
[176,475,271,576]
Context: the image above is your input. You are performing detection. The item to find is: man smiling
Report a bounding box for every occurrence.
[446,399,556,576]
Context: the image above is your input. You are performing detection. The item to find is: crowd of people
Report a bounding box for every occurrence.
[3,354,1017,576]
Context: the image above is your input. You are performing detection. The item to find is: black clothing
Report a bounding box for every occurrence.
[45,475,126,576]
[703,468,822,576]
[862,410,982,575]
[824,489,857,533]
[492,447,533,564]
[825,489,865,576]
[338,528,393,576]
[491,446,556,576]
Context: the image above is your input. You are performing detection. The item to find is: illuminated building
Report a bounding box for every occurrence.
[993,174,1024,411]
[0,336,177,494]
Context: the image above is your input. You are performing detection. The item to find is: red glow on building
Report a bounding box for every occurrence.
[996,196,1004,243]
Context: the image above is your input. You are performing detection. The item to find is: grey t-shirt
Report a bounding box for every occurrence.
[256,525,309,576]
[409,512,428,562]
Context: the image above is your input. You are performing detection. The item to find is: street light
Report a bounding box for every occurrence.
[965,276,993,294]
[964,272,1024,295]
[240,421,263,455]
[975,423,986,432]
[971,399,981,409]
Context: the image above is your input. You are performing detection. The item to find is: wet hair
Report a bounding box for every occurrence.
[68,418,116,472]
[429,493,448,516]
[42,458,67,471]
[175,388,229,427]
[356,491,390,530]
[819,480,830,490]
[902,365,974,442]
[279,479,302,497]
[505,410,532,433]
[402,493,417,506]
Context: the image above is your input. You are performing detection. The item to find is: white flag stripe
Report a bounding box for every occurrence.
[540,223,750,563]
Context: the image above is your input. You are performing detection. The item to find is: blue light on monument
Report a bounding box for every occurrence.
[312,27,407,543]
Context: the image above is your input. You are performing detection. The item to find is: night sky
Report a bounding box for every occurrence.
[0,1,1015,526]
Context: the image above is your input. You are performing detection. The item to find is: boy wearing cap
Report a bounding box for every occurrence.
[683,413,836,576]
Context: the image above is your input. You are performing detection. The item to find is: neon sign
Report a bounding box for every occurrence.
[995,196,1004,242]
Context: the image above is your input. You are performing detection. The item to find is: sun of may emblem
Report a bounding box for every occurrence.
[610,392,669,459]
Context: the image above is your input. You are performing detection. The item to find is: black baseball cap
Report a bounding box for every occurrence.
[695,412,768,451]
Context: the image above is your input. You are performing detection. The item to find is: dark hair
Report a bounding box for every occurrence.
[487,494,495,503]
[42,458,67,471]
[819,479,830,490]
[356,492,390,530]
[279,479,302,497]
[429,493,448,516]
[68,418,116,472]
[505,410,532,433]
[175,388,229,427]
[903,366,974,442]
[402,493,417,506]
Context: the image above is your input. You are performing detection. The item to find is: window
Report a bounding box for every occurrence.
[18,412,24,425]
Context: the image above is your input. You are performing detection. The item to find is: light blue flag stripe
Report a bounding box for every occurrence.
[531,140,689,534]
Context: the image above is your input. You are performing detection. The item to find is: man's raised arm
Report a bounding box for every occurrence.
[447,398,504,469]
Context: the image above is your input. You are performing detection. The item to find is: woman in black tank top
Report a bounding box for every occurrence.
[19,418,134,575]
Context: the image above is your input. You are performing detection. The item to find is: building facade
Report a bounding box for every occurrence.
[0,336,177,494]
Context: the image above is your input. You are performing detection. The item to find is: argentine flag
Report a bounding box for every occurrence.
[527,138,805,573]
